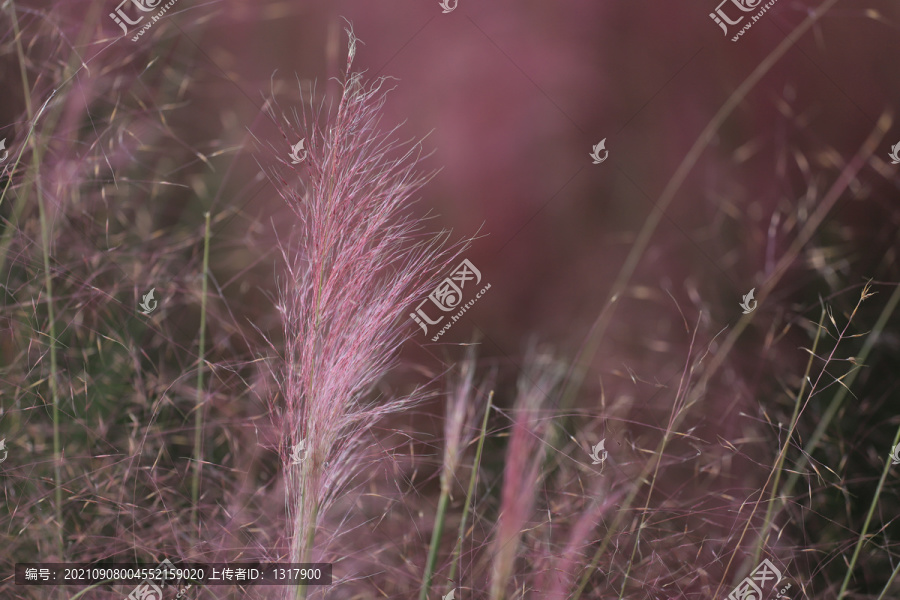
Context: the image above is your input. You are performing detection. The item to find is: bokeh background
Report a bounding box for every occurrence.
[2,0,900,598]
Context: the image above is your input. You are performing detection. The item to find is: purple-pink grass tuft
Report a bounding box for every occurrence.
[489,349,565,600]
[263,23,467,593]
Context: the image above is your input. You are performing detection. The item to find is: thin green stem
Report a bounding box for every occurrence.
[837,421,900,598]
[42,202,63,577]
[6,0,35,211]
[572,424,674,600]
[780,280,900,500]
[294,498,320,600]
[420,483,452,600]
[580,320,702,600]
[711,284,874,599]
[9,0,63,566]
[617,429,670,600]
[422,392,495,599]
[39,144,62,563]
[573,320,748,599]
[0,0,99,275]
[749,310,826,568]
[875,559,900,600]
[616,324,700,600]
[448,392,492,586]
[191,211,212,535]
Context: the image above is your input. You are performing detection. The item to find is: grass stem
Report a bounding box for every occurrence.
[749,309,826,567]
[420,481,452,600]
[447,391,492,586]
[779,279,900,500]
[875,559,900,600]
[712,284,873,599]
[837,420,900,598]
[191,211,212,536]
[9,0,64,569]
[295,498,320,600]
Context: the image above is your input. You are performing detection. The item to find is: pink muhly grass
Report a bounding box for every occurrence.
[442,350,480,487]
[489,350,565,600]
[421,348,490,599]
[262,23,465,596]
[540,488,620,600]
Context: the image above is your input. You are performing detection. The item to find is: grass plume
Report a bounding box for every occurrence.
[264,24,464,598]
